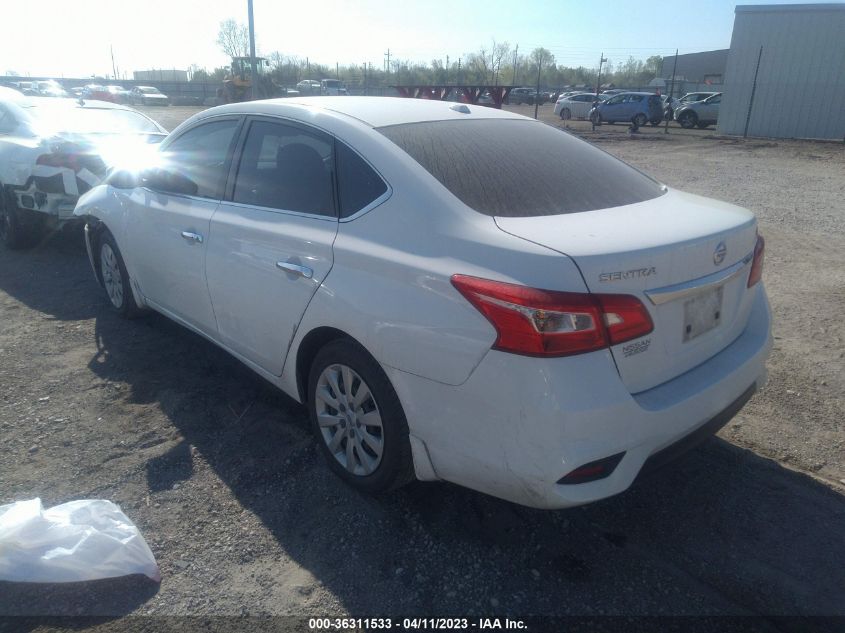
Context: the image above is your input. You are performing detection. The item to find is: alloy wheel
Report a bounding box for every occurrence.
[100,243,124,309]
[314,363,384,476]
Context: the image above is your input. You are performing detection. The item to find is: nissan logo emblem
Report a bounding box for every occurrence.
[714,242,727,265]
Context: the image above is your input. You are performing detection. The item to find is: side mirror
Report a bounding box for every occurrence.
[141,167,198,196]
[107,169,139,189]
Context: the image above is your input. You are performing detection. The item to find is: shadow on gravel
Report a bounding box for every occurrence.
[0,575,159,622]
[80,303,845,626]
[0,227,97,322]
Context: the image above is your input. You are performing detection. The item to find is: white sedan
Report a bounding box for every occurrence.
[74,97,771,509]
[553,92,601,120]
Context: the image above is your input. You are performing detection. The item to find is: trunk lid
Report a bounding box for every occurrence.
[495,188,759,393]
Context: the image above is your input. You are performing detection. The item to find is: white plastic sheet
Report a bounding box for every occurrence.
[0,498,160,583]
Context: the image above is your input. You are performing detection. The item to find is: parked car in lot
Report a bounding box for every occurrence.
[129,86,170,106]
[589,92,664,126]
[81,84,117,102]
[105,85,132,104]
[508,87,546,105]
[73,97,770,509]
[674,93,721,129]
[296,80,321,95]
[664,91,719,119]
[320,79,347,95]
[554,92,601,120]
[34,80,69,98]
[0,88,167,248]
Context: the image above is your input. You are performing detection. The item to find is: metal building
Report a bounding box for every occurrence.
[718,3,845,140]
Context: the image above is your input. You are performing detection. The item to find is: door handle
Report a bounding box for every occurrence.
[276,261,313,279]
[181,231,203,244]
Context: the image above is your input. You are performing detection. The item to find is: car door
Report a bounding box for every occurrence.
[698,94,721,122]
[204,117,340,376]
[123,116,242,336]
[575,94,594,118]
[602,95,624,121]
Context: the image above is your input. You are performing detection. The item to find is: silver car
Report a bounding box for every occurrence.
[674,93,721,129]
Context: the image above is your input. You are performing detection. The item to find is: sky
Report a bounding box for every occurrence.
[2,0,834,79]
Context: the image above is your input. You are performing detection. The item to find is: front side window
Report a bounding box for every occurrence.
[378,119,665,217]
[233,119,334,216]
[161,118,240,199]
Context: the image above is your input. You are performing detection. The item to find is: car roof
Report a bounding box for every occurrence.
[199,96,526,128]
[610,92,659,97]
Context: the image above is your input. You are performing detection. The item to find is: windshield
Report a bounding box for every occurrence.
[25,102,162,135]
[378,119,665,217]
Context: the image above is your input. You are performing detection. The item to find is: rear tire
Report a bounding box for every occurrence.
[308,338,414,494]
[696,121,710,129]
[98,231,144,318]
[560,108,571,120]
[0,189,41,250]
[590,111,601,125]
[633,113,648,127]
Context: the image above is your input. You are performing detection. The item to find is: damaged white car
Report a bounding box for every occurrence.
[0,88,166,248]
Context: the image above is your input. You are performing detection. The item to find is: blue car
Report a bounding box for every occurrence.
[589,92,664,126]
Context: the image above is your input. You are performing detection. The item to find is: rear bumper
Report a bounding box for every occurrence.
[386,284,772,509]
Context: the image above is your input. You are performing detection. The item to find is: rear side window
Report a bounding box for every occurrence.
[336,141,388,218]
[233,119,334,216]
[377,119,664,217]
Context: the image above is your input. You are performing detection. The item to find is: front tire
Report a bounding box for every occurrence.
[632,113,648,127]
[696,121,710,129]
[559,107,571,120]
[678,111,698,129]
[98,231,143,318]
[308,339,414,494]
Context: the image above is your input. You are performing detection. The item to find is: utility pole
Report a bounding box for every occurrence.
[384,49,391,75]
[512,44,519,85]
[306,57,310,79]
[247,0,258,100]
[336,62,339,79]
[664,48,678,134]
[457,58,461,84]
[592,53,607,131]
[595,52,607,98]
[110,45,117,80]
[446,55,449,83]
[534,56,542,119]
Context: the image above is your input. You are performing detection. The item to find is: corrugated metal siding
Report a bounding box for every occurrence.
[718,4,845,140]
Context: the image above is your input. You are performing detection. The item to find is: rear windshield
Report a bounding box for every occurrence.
[378,119,664,217]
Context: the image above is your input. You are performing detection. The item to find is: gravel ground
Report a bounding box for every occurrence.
[0,103,843,630]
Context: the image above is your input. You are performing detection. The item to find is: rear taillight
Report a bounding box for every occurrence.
[450,275,653,357]
[557,452,625,485]
[747,234,765,288]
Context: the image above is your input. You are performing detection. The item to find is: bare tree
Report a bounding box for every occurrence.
[216,19,249,59]
[491,40,510,86]
[466,47,490,84]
